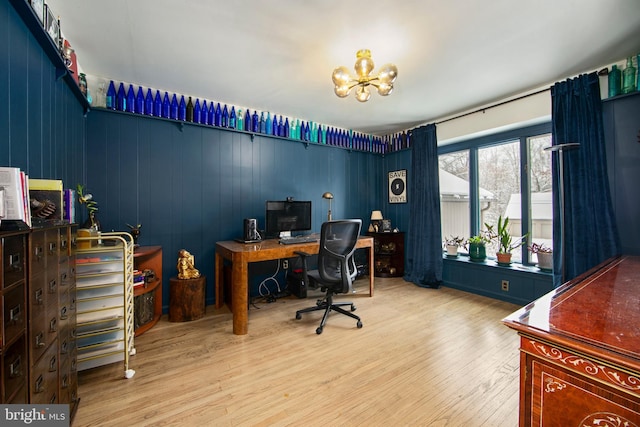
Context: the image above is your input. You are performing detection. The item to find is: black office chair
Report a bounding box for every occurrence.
[294,219,363,334]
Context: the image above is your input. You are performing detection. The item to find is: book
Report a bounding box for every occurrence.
[0,166,28,224]
[63,188,76,223]
[29,178,64,222]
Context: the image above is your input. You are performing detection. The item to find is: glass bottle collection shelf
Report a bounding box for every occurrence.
[9,0,90,114]
[94,106,411,155]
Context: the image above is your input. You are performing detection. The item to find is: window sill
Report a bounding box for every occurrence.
[443,253,551,275]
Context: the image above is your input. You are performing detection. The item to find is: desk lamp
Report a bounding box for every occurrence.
[322,192,334,221]
[370,210,383,232]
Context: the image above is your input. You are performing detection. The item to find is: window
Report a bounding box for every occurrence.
[438,123,552,265]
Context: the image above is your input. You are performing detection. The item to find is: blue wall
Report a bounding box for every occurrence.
[85,109,388,307]
[2,0,552,313]
[0,0,85,185]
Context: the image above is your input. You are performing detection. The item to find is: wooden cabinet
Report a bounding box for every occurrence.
[133,246,162,336]
[503,256,640,425]
[1,230,28,403]
[75,233,135,378]
[1,225,79,413]
[368,232,404,277]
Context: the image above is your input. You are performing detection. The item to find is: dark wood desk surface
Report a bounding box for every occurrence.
[215,236,374,335]
[503,255,640,424]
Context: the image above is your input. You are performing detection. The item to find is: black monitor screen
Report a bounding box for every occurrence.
[265,200,312,238]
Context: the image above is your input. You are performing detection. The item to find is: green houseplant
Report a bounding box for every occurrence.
[467,228,494,262]
[444,235,465,257]
[494,215,527,265]
[529,242,553,271]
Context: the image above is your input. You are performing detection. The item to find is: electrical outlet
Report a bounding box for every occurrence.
[501,280,509,291]
[282,259,289,270]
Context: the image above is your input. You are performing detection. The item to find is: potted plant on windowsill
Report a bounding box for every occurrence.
[444,235,465,257]
[467,226,494,262]
[528,242,553,271]
[495,215,527,266]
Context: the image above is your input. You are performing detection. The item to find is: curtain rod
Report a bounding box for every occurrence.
[435,87,550,125]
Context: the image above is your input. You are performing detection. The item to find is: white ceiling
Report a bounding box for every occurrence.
[47,0,640,136]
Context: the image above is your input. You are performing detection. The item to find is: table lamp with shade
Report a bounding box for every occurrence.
[370,210,383,232]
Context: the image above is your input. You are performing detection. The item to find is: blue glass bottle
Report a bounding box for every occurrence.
[318,125,324,144]
[193,99,201,123]
[154,90,162,117]
[116,83,127,111]
[259,112,265,133]
[265,113,272,135]
[278,116,284,137]
[178,96,187,121]
[126,85,135,113]
[162,92,171,118]
[200,101,208,125]
[229,106,236,129]
[272,115,279,135]
[244,109,251,131]
[106,81,116,110]
[214,103,222,127]
[145,88,154,115]
[252,110,259,132]
[284,118,290,138]
[170,94,179,120]
[208,102,215,125]
[135,87,144,114]
[221,104,229,127]
[237,109,244,130]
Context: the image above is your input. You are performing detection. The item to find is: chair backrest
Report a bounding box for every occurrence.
[317,219,362,293]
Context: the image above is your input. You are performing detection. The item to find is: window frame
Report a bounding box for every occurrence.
[438,122,552,266]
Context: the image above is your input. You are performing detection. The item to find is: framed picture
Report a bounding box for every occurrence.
[381,219,392,232]
[30,0,44,24]
[44,4,60,49]
[388,169,407,203]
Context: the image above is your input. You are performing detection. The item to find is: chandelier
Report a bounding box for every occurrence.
[331,49,398,102]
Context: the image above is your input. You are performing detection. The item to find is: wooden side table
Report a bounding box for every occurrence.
[169,276,206,322]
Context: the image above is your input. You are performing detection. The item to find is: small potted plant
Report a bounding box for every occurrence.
[466,224,497,262]
[494,215,527,265]
[529,242,553,271]
[444,235,465,257]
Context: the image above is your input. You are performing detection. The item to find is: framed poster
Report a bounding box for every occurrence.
[388,169,407,203]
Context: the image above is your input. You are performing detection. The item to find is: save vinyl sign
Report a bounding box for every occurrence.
[388,169,407,203]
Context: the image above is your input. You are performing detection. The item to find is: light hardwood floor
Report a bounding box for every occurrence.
[75,277,522,427]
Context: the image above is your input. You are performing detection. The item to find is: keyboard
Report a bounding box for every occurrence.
[279,236,319,245]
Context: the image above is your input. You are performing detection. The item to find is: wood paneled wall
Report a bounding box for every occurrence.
[0,1,85,185]
[86,109,386,308]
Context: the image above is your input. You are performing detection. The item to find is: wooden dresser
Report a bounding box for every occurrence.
[503,256,640,425]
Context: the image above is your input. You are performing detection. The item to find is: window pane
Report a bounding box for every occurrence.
[528,134,553,264]
[439,151,470,246]
[478,141,524,262]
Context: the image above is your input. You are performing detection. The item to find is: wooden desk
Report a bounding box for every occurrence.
[503,256,640,425]
[215,236,374,335]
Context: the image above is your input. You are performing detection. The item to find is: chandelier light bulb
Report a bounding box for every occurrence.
[331,49,397,102]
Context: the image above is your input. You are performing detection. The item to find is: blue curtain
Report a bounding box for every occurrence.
[551,73,619,286]
[404,124,443,288]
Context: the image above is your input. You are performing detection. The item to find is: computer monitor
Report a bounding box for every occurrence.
[265,200,312,238]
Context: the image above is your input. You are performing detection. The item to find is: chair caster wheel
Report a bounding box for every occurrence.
[350,304,356,311]
[316,327,323,334]
[295,313,301,320]
[357,321,363,328]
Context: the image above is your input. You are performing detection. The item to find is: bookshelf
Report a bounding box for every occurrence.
[133,246,163,336]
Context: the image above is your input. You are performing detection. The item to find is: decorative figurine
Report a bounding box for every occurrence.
[177,249,200,279]
[126,223,141,246]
